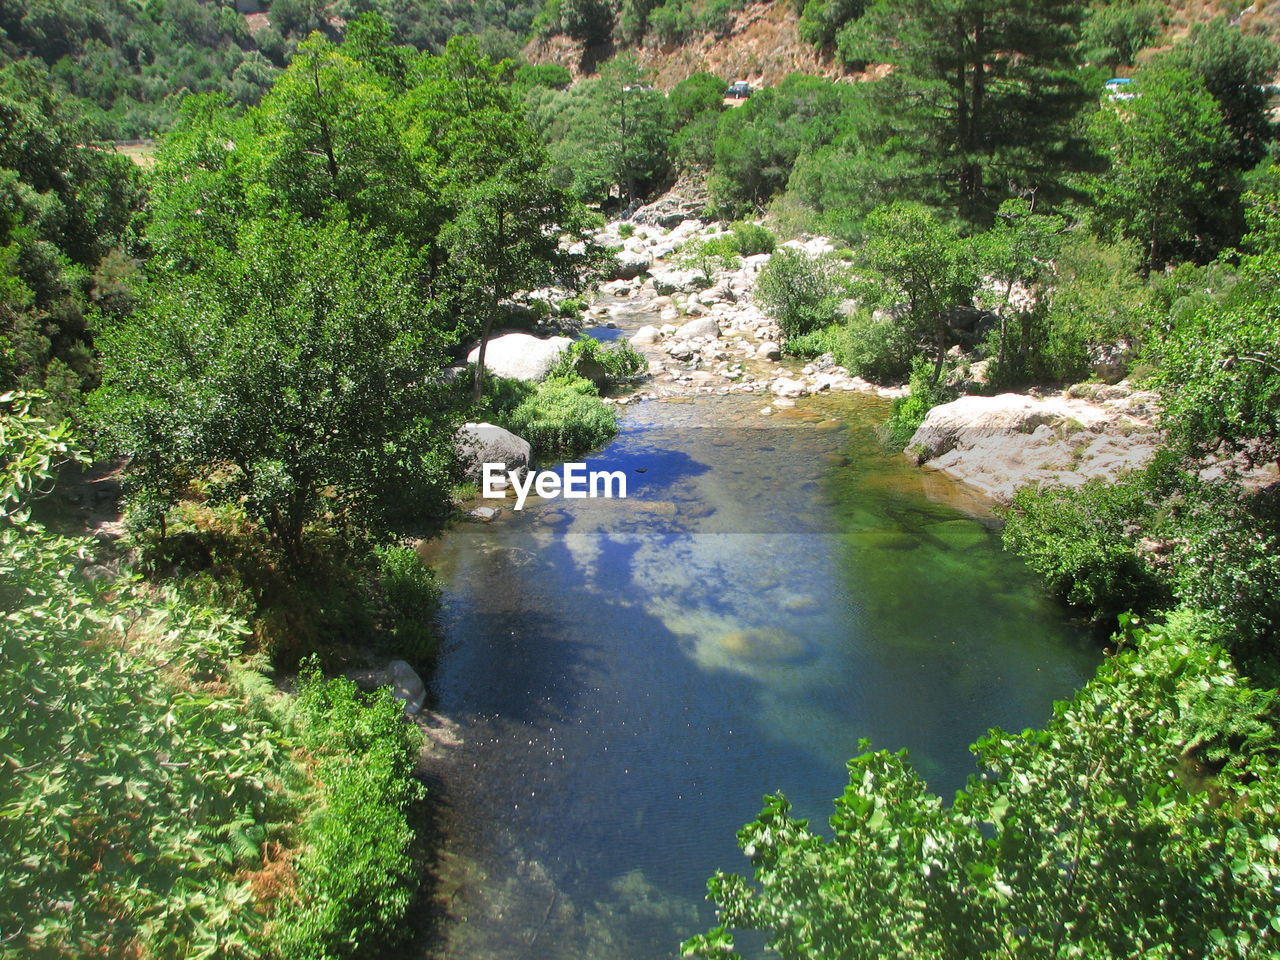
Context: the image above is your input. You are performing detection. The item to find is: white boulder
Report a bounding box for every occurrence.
[467,333,571,382]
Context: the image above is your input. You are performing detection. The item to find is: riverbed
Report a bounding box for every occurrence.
[409,380,1097,959]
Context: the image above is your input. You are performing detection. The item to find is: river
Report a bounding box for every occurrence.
[408,345,1097,960]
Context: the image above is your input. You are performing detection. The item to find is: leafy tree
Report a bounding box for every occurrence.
[709,74,859,214]
[411,39,601,400]
[557,0,616,43]
[754,246,853,339]
[856,203,979,383]
[797,0,866,49]
[669,71,725,124]
[1159,16,1279,175]
[837,0,1095,224]
[0,60,142,414]
[90,219,457,568]
[678,233,742,282]
[1079,0,1163,69]
[598,53,673,205]
[976,198,1067,382]
[685,619,1280,960]
[252,34,438,251]
[1088,63,1237,270]
[1153,173,1280,469]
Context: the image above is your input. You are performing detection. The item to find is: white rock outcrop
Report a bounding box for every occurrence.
[467,333,571,382]
[907,392,1162,502]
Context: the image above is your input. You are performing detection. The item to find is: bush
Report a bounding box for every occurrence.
[730,220,777,255]
[885,355,956,449]
[1001,473,1170,623]
[271,666,424,960]
[754,247,852,339]
[547,336,645,386]
[783,323,844,359]
[678,233,742,280]
[504,376,619,458]
[511,62,572,92]
[375,544,441,664]
[841,307,915,383]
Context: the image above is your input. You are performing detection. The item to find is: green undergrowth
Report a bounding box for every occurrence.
[0,399,428,960]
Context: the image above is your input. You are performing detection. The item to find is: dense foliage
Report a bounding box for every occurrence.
[0,397,425,959]
[686,619,1280,959]
[0,0,279,137]
[0,62,142,418]
[91,31,600,564]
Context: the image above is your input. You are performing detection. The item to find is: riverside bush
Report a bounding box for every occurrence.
[885,357,956,449]
[270,666,424,960]
[730,220,777,256]
[375,544,441,664]
[754,247,853,339]
[504,376,619,458]
[1002,474,1169,623]
[548,336,645,386]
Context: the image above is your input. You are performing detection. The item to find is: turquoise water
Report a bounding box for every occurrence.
[411,391,1097,960]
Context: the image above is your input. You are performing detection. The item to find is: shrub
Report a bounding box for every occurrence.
[783,323,844,359]
[885,355,956,449]
[271,666,424,960]
[730,220,777,255]
[504,376,619,458]
[618,222,636,238]
[842,307,915,383]
[375,544,441,664]
[755,247,853,339]
[547,336,645,386]
[1001,474,1170,622]
[678,233,742,281]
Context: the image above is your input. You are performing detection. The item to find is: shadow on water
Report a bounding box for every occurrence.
[407,391,1099,960]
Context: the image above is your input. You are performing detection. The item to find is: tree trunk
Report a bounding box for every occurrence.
[471,310,496,405]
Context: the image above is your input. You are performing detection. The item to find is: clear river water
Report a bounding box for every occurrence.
[410,385,1098,960]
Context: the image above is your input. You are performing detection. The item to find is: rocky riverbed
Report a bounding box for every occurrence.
[567,217,1180,503]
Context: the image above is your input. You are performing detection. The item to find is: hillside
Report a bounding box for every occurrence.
[524,0,847,88]
[522,0,1279,87]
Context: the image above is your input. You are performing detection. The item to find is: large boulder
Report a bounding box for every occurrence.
[906,393,1161,502]
[650,268,703,296]
[612,250,651,281]
[456,422,532,481]
[676,316,721,339]
[630,324,661,346]
[467,332,571,381]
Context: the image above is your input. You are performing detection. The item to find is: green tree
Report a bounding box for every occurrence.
[90,219,456,568]
[685,620,1280,960]
[1079,0,1163,69]
[597,53,673,205]
[976,198,1066,380]
[1153,173,1280,468]
[1088,63,1236,269]
[669,71,725,124]
[1159,16,1279,175]
[856,203,979,383]
[838,0,1094,224]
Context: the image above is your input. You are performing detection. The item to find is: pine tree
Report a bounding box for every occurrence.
[842,0,1095,225]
